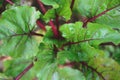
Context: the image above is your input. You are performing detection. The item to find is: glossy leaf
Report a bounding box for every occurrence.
[43,27,66,47]
[75,0,120,17]
[0,0,120,80]
[41,0,59,8]
[3,58,31,77]
[36,63,57,80]
[60,22,120,46]
[57,67,86,80]
[57,50,79,64]
[95,6,120,28]
[42,9,56,22]
[41,0,72,21]
[89,56,120,80]
[75,0,120,28]
[0,6,40,58]
[87,23,120,46]
[60,22,85,42]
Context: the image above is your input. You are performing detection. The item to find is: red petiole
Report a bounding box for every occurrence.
[36,0,59,38]
[6,0,14,5]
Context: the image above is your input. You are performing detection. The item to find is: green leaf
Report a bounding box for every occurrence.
[36,63,57,80]
[22,42,56,80]
[78,43,105,61]
[75,0,120,28]
[87,23,120,46]
[37,42,55,69]
[60,22,120,46]
[34,62,86,80]
[95,6,120,28]
[41,0,72,21]
[3,57,31,77]
[57,67,86,80]
[88,56,120,80]
[0,73,12,80]
[56,0,71,21]
[57,51,79,64]
[41,0,59,8]
[43,27,66,47]
[60,22,85,42]
[75,0,120,17]
[112,47,120,64]
[0,6,40,58]
[42,9,56,22]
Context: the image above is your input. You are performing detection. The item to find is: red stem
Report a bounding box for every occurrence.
[36,20,46,31]
[37,0,46,14]
[83,4,120,27]
[59,61,105,80]
[80,62,105,80]
[88,4,120,22]
[6,0,14,5]
[14,62,34,80]
[60,38,99,50]
[59,62,75,68]
[37,0,59,38]
[70,0,75,9]
[49,20,59,38]
[55,14,60,37]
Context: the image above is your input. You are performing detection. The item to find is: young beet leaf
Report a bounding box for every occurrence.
[0,0,120,80]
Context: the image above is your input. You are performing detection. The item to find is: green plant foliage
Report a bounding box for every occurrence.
[0,73,12,80]
[41,0,72,21]
[75,0,120,17]
[3,58,30,76]
[57,67,86,80]
[40,0,59,8]
[0,6,40,58]
[95,6,120,28]
[75,0,120,28]
[0,0,120,80]
[42,9,56,22]
[60,22,120,46]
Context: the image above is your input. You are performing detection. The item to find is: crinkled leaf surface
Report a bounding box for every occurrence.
[0,1,120,80]
[34,41,86,80]
[96,6,120,28]
[75,0,120,17]
[41,0,59,8]
[43,27,66,47]
[57,67,86,80]
[42,9,56,22]
[41,0,72,21]
[0,6,40,59]
[34,62,86,80]
[60,22,120,46]
[79,43,120,80]
[57,50,79,64]
[89,56,120,80]
[60,22,85,42]
[87,23,120,46]
[75,0,120,28]
[3,58,31,77]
